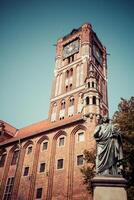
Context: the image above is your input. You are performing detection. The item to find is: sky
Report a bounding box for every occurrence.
[0,0,134,128]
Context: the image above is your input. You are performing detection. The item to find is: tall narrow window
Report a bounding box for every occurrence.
[57,159,64,169]
[23,167,29,176]
[93,96,96,105]
[86,97,89,105]
[3,177,14,200]
[42,142,48,150]
[39,163,46,173]
[11,150,19,165]
[36,188,43,199]
[0,153,6,167]
[92,81,95,88]
[59,137,65,146]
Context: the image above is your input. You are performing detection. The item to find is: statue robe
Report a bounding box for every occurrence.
[94,123,123,175]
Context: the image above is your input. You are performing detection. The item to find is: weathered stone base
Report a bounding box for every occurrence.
[91,176,127,200]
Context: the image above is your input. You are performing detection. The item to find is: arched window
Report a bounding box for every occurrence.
[86,96,89,105]
[93,96,96,105]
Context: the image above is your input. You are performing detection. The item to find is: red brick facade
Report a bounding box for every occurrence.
[0,23,108,200]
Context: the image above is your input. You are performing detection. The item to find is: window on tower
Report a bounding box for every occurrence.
[93,96,96,105]
[86,96,89,105]
[92,81,95,88]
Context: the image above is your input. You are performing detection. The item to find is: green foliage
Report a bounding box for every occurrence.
[80,149,96,193]
[113,97,134,200]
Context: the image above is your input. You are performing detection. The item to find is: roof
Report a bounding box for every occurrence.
[0,120,17,137]
[0,114,84,146]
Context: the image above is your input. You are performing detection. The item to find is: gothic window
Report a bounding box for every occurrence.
[23,167,29,176]
[11,149,19,165]
[77,155,84,166]
[57,159,64,169]
[3,177,14,200]
[36,188,43,199]
[93,96,96,105]
[39,163,46,173]
[86,96,89,105]
[0,153,6,167]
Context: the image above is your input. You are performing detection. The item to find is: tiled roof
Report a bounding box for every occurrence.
[0,114,84,146]
[0,120,17,137]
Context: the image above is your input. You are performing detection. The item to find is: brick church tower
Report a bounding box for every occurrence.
[0,23,108,200]
[49,23,108,122]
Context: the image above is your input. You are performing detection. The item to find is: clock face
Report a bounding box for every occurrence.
[93,45,103,65]
[63,39,79,59]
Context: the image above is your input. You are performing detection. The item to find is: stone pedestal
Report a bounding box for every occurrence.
[91,176,127,200]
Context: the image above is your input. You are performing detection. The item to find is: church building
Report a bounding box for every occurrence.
[0,23,108,200]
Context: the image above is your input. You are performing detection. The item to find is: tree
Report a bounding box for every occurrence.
[81,97,134,200]
[113,97,134,200]
[80,149,96,194]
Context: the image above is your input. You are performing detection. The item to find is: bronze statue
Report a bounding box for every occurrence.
[94,116,123,175]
